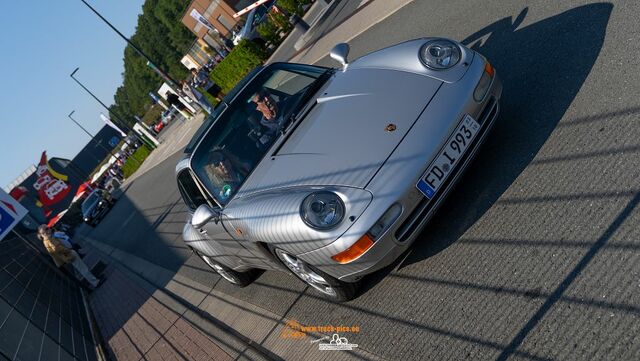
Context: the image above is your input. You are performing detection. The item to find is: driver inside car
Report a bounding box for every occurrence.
[204,149,250,200]
[251,90,280,133]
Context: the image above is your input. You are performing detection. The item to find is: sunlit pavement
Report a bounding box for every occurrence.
[123,111,205,185]
[78,1,640,360]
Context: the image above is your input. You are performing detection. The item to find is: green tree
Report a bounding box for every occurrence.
[107,0,195,128]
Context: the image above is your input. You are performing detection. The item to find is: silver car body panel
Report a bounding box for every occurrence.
[235,68,442,196]
[348,38,475,83]
[225,186,373,256]
[178,38,503,281]
[299,56,503,281]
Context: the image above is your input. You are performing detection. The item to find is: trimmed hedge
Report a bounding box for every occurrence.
[277,0,312,16]
[210,40,268,93]
[121,145,152,178]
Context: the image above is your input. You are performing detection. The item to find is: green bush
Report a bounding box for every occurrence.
[141,104,164,126]
[121,145,152,178]
[210,40,268,93]
[257,20,281,45]
[258,11,293,47]
[198,87,220,109]
[271,12,292,32]
[277,0,311,16]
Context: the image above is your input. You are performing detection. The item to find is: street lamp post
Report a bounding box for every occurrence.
[70,67,132,134]
[78,0,179,88]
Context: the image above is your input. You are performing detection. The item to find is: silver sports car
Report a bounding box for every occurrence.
[176,38,502,301]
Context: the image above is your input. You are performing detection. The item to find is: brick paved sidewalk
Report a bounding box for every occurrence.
[82,250,233,361]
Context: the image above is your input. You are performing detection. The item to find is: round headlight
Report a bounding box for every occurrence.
[419,39,461,70]
[300,192,345,230]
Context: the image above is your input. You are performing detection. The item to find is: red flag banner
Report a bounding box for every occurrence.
[32,152,71,208]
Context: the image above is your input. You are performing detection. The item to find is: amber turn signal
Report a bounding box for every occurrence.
[331,234,375,264]
[484,62,495,77]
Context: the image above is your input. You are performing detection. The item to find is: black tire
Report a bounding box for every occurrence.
[271,247,359,302]
[196,251,256,287]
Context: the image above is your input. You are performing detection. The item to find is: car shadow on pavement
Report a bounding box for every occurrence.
[358,3,613,296]
[398,3,613,267]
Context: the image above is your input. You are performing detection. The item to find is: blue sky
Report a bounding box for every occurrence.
[0,1,145,188]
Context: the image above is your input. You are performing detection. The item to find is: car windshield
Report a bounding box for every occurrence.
[82,192,100,213]
[191,63,329,206]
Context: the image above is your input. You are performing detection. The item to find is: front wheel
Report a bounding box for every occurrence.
[274,248,359,302]
[197,252,255,287]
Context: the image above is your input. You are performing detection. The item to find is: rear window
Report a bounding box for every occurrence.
[177,170,208,211]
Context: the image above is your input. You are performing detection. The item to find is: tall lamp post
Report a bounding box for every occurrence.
[70,67,131,134]
[70,67,149,150]
[78,0,179,88]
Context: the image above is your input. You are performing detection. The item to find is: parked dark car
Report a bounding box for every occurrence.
[81,189,114,227]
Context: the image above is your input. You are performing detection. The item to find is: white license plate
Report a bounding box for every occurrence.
[416,114,480,198]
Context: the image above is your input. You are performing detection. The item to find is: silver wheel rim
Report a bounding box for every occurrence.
[277,250,337,297]
[202,255,237,284]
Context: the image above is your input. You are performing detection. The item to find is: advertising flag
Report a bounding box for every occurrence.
[33,152,72,216]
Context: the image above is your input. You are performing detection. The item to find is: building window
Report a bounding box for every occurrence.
[217,14,233,31]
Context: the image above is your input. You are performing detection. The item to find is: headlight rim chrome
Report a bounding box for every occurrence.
[300,191,346,231]
[419,38,462,70]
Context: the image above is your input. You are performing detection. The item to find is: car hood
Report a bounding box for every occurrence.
[82,202,98,217]
[236,68,441,197]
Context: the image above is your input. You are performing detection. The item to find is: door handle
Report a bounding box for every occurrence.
[198,228,208,235]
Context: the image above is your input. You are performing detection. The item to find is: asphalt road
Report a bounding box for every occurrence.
[79,1,640,360]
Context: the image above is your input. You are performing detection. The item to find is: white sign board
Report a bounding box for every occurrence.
[0,188,28,240]
[190,9,214,31]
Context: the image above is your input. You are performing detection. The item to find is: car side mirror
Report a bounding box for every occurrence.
[192,204,220,228]
[330,43,350,71]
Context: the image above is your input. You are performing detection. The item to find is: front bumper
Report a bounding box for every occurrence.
[298,56,503,282]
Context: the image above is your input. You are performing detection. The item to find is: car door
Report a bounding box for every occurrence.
[177,168,256,269]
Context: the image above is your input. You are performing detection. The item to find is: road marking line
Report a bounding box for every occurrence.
[177,130,190,146]
[120,212,136,229]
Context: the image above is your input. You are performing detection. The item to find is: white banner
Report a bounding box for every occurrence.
[100,113,127,137]
[190,9,214,31]
[0,188,29,241]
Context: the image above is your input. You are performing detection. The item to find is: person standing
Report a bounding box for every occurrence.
[165,91,194,117]
[191,68,223,102]
[181,81,214,114]
[37,225,101,289]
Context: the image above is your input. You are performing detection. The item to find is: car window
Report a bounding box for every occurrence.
[177,169,208,211]
[82,192,100,213]
[191,64,328,206]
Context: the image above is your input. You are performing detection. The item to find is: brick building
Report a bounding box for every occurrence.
[181,0,254,54]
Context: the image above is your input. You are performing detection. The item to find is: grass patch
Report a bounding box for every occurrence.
[121,145,152,178]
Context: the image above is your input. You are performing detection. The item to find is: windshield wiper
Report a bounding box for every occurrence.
[283,70,333,128]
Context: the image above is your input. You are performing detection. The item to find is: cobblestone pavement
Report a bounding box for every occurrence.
[84,250,233,361]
